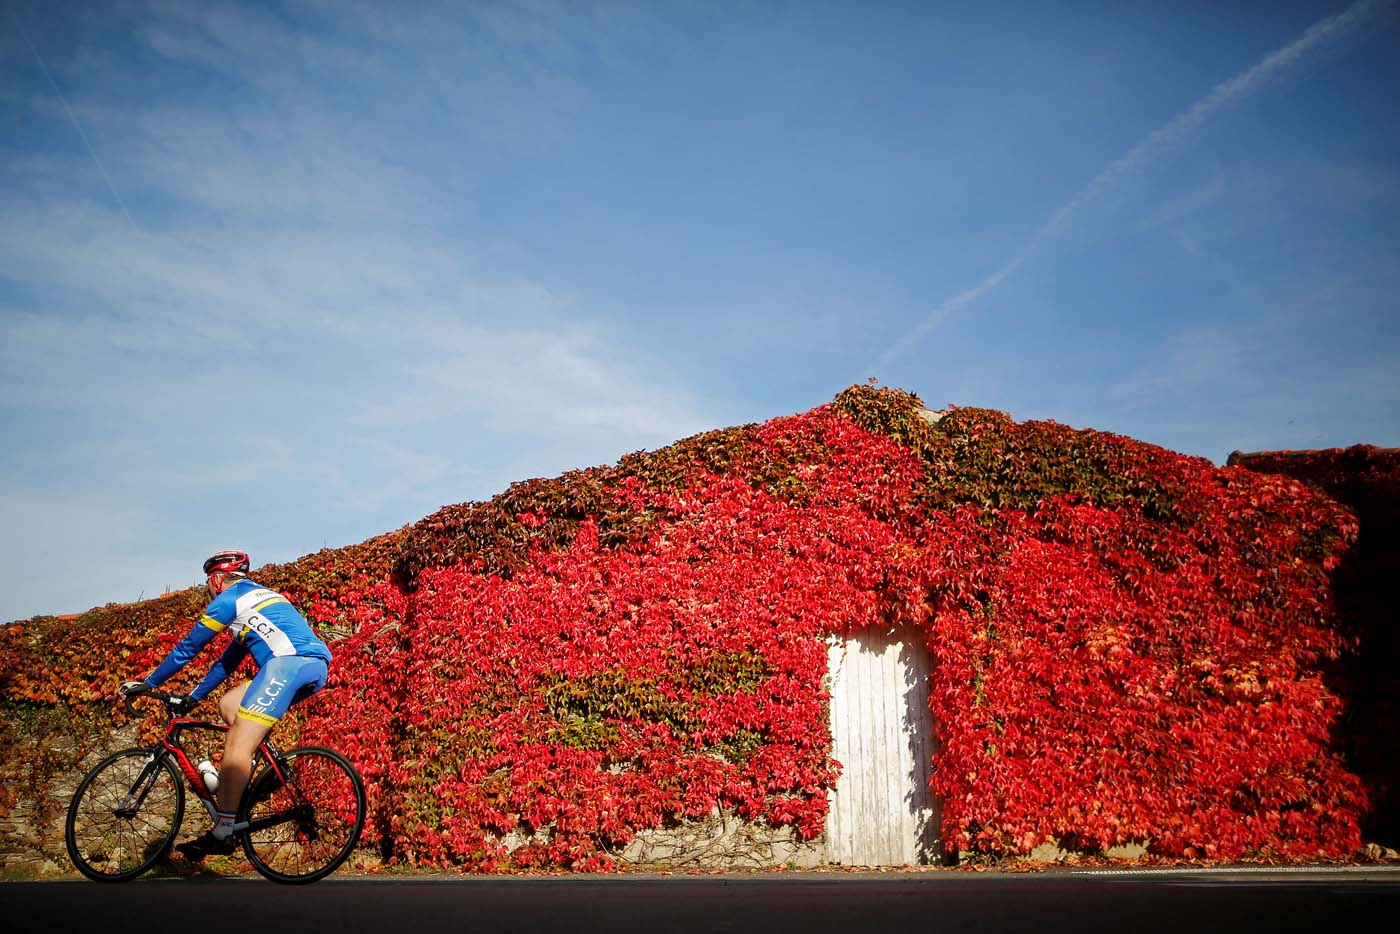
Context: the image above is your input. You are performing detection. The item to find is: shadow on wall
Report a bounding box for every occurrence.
[1229,445,1400,849]
[899,637,944,864]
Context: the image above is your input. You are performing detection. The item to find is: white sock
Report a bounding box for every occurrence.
[211,811,236,841]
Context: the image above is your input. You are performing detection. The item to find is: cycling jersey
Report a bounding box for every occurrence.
[145,578,331,704]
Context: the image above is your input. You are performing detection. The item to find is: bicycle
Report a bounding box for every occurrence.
[64,690,366,884]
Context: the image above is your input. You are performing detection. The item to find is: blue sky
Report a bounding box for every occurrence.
[3,0,1398,623]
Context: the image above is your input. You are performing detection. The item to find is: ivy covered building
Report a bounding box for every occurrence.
[2,385,1393,872]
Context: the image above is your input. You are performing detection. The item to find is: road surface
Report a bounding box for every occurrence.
[7,866,1398,934]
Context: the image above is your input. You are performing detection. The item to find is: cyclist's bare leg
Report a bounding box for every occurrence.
[208,681,269,819]
[218,681,249,726]
[217,714,272,818]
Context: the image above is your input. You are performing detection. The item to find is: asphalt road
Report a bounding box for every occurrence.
[7,867,1399,934]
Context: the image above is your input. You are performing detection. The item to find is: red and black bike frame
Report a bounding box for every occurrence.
[160,717,290,821]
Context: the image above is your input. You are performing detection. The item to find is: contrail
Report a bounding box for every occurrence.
[877,0,1393,368]
[9,1,140,231]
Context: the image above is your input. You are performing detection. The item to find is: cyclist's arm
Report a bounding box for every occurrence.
[144,611,227,688]
[188,640,249,702]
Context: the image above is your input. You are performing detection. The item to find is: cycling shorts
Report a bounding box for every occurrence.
[236,656,329,727]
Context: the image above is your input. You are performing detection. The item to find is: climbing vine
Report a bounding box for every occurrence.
[0,384,1371,870]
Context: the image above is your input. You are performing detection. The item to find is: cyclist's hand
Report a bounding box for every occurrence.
[119,680,151,698]
[167,694,197,715]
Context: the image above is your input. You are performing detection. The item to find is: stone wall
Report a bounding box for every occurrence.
[0,720,146,878]
[618,809,826,870]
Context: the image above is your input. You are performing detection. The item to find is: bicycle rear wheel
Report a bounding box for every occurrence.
[239,745,365,884]
[65,748,186,882]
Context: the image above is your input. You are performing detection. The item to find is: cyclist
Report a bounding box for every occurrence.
[120,550,333,860]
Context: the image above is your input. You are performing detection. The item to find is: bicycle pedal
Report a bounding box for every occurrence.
[176,830,240,861]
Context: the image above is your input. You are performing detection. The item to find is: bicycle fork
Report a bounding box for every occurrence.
[114,753,167,819]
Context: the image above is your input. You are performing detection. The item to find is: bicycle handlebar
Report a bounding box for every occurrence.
[122,689,195,718]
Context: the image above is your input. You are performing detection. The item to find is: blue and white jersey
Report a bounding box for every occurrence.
[199,579,331,665]
[145,578,331,701]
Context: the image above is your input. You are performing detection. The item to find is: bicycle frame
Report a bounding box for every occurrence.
[157,713,291,829]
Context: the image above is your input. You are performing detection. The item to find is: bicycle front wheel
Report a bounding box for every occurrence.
[239,745,365,884]
[65,748,186,882]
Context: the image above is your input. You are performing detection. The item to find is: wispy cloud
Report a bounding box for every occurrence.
[876,0,1393,368]
[1132,165,1227,235]
[3,0,1395,621]
[7,1,139,231]
[0,490,189,616]
[0,0,725,620]
[1101,321,1400,460]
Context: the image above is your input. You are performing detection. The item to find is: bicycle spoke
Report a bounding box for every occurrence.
[241,746,364,883]
[66,749,185,882]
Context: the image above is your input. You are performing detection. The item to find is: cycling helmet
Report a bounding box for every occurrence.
[203,550,250,577]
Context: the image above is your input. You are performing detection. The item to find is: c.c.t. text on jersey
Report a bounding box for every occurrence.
[146,578,331,697]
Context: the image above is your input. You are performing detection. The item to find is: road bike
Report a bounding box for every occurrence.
[64,691,366,884]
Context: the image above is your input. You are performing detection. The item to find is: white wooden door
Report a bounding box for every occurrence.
[826,626,940,866]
